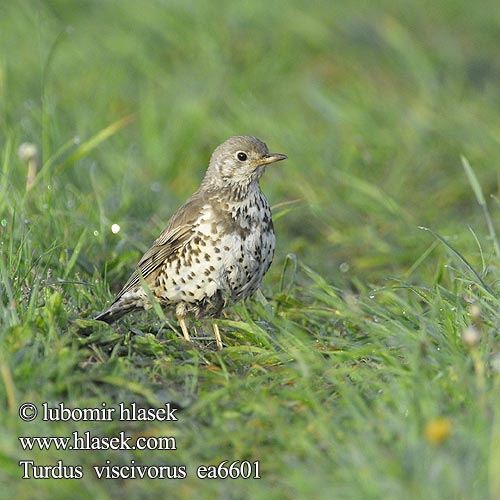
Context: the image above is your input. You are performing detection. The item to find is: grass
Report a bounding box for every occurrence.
[1,0,500,498]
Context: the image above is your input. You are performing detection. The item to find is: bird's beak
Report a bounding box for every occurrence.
[256,153,288,166]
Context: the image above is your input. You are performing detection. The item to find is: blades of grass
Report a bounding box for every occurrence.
[0,253,18,325]
[418,226,494,295]
[40,27,70,164]
[29,135,79,189]
[93,375,166,407]
[467,225,486,275]
[0,136,12,213]
[0,352,16,415]
[380,16,437,92]
[63,228,88,280]
[461,155,500,258]
[403,240,439,279]
[6,210,17,272]
[461,156,485,205]
[254,288,273,315]
[136,269,176,334]
[279,253,298,295]
[28,115,133,192]
[333,169,403,216]
[490,386,500,500]
[218,319,273,349]
[89,163,108,239]
[300,262,342,299]
[58,114,134,172]
[389,284,434,305]
[271,198,303,222]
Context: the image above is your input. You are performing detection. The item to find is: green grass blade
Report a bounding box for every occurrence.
[58,115,134,179]
[461,155,500,258]
[63,228,88,280]
[418,226,494,295]
[461,155,486,205]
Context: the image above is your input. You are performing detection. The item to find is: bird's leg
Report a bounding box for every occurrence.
[178,316,191,342]
[212,323,222,350]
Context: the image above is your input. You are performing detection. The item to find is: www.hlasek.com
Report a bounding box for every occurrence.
[18,402,261,480]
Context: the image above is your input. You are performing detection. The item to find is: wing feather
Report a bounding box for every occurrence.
[110,191,206,302]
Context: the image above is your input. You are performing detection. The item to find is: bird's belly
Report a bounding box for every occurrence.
[217,228,275,300]
[153,227,274,305]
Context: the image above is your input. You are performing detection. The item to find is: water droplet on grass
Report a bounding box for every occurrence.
[339,262,349,273]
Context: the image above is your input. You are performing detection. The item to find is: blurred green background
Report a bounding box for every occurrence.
[3,0,500,286]
[2,1,500,499]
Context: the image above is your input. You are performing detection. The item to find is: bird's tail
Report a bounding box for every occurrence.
[94,300,139,324]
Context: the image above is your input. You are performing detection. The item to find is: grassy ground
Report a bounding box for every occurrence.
[1,0,500,498]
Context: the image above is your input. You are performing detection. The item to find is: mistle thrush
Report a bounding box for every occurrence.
[95,136,287,349]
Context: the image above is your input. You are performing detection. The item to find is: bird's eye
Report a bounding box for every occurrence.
[236,151,248,161]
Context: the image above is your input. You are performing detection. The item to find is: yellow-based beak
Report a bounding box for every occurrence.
[256,153,288,166]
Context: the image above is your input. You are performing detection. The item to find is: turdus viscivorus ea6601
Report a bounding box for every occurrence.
[95,136,287,349]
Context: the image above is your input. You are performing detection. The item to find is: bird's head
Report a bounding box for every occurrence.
[204,136,287,193]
